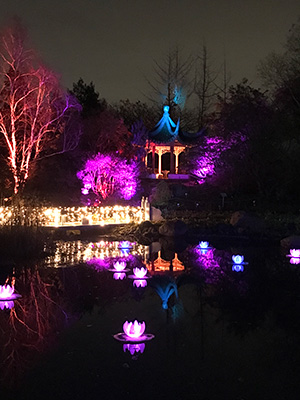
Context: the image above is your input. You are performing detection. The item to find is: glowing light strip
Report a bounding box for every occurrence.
[0,198,150,227]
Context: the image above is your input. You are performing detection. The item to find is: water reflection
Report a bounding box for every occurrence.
[45,240,149,267]
[2,240,300,400]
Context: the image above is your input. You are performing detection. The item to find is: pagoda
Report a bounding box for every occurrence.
[145,105,204,179]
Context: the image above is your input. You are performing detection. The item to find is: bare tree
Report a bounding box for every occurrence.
[0,23,81,194]
[146,46,194,113]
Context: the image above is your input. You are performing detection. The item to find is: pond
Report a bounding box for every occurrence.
[1,238,300,400]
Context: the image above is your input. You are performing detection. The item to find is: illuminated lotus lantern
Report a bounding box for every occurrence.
[113,272,126,280]
[196,241,212,255]
[109,261,129,272]
[118,241,133,256]
[287,249,300,265]
[114,320,154,342]
[0,284,21,301]
[231,254,248,272]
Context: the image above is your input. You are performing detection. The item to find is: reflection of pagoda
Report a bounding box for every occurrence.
[145,105,204,179]
[148,251,185,274]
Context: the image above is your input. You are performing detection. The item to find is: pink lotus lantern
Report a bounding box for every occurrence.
[288,249,300,258]
[0,284,14,299]
[133,267,148,279]
[114,320,155,342]
[109,261,129,272]
[133,279,147,288]
[129,266,150,281]
[113,261,126,271]
[0,284,21,301]
[123,320,145,339]
[287,249,300,265]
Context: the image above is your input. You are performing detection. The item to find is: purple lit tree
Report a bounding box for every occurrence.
[77,153,139,202]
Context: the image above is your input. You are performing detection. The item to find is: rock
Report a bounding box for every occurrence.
[159,220,187,237]
[280,235,300,248]
[151,206,163,221]
[230,211,266,235]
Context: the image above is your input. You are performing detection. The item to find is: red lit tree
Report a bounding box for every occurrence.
[0,23,81,194]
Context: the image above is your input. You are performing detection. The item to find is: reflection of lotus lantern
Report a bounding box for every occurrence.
[0,301,14,310]
[232,264,244,272]
[123,343,145,356]
[113,272,126,280]
[114,320,155,342]
[123,320,145,339]
[133,279,147,288]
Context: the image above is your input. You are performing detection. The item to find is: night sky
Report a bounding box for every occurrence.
[0,0,299,103]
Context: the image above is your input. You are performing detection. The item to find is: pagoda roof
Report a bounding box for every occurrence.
[148,106,205,144]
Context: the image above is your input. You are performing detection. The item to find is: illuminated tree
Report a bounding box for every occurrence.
[0,23,81,194]
[77,153,139,202]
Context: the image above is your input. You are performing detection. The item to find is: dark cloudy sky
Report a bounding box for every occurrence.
[0,0,299,103]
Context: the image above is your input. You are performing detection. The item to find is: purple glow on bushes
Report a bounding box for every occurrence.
[77,153,139,201]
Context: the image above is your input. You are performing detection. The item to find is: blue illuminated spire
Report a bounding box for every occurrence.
[149,105,180,143]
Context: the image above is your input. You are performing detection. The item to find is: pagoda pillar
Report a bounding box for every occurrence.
[152,145,156,174]
[170,144,175,174]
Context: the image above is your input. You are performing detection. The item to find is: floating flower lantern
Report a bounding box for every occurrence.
[118,241,133,250]
[196,241,212,255]
[231,254,248,272]
[0,284,21,301]
[129,266,150,280]
[287,249,300,265]
[109,261,129,272]
[113,272,126,280]
[114,320,154,342]
[133,279,147,288]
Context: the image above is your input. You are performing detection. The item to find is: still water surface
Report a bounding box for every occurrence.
[1,239,300,400]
